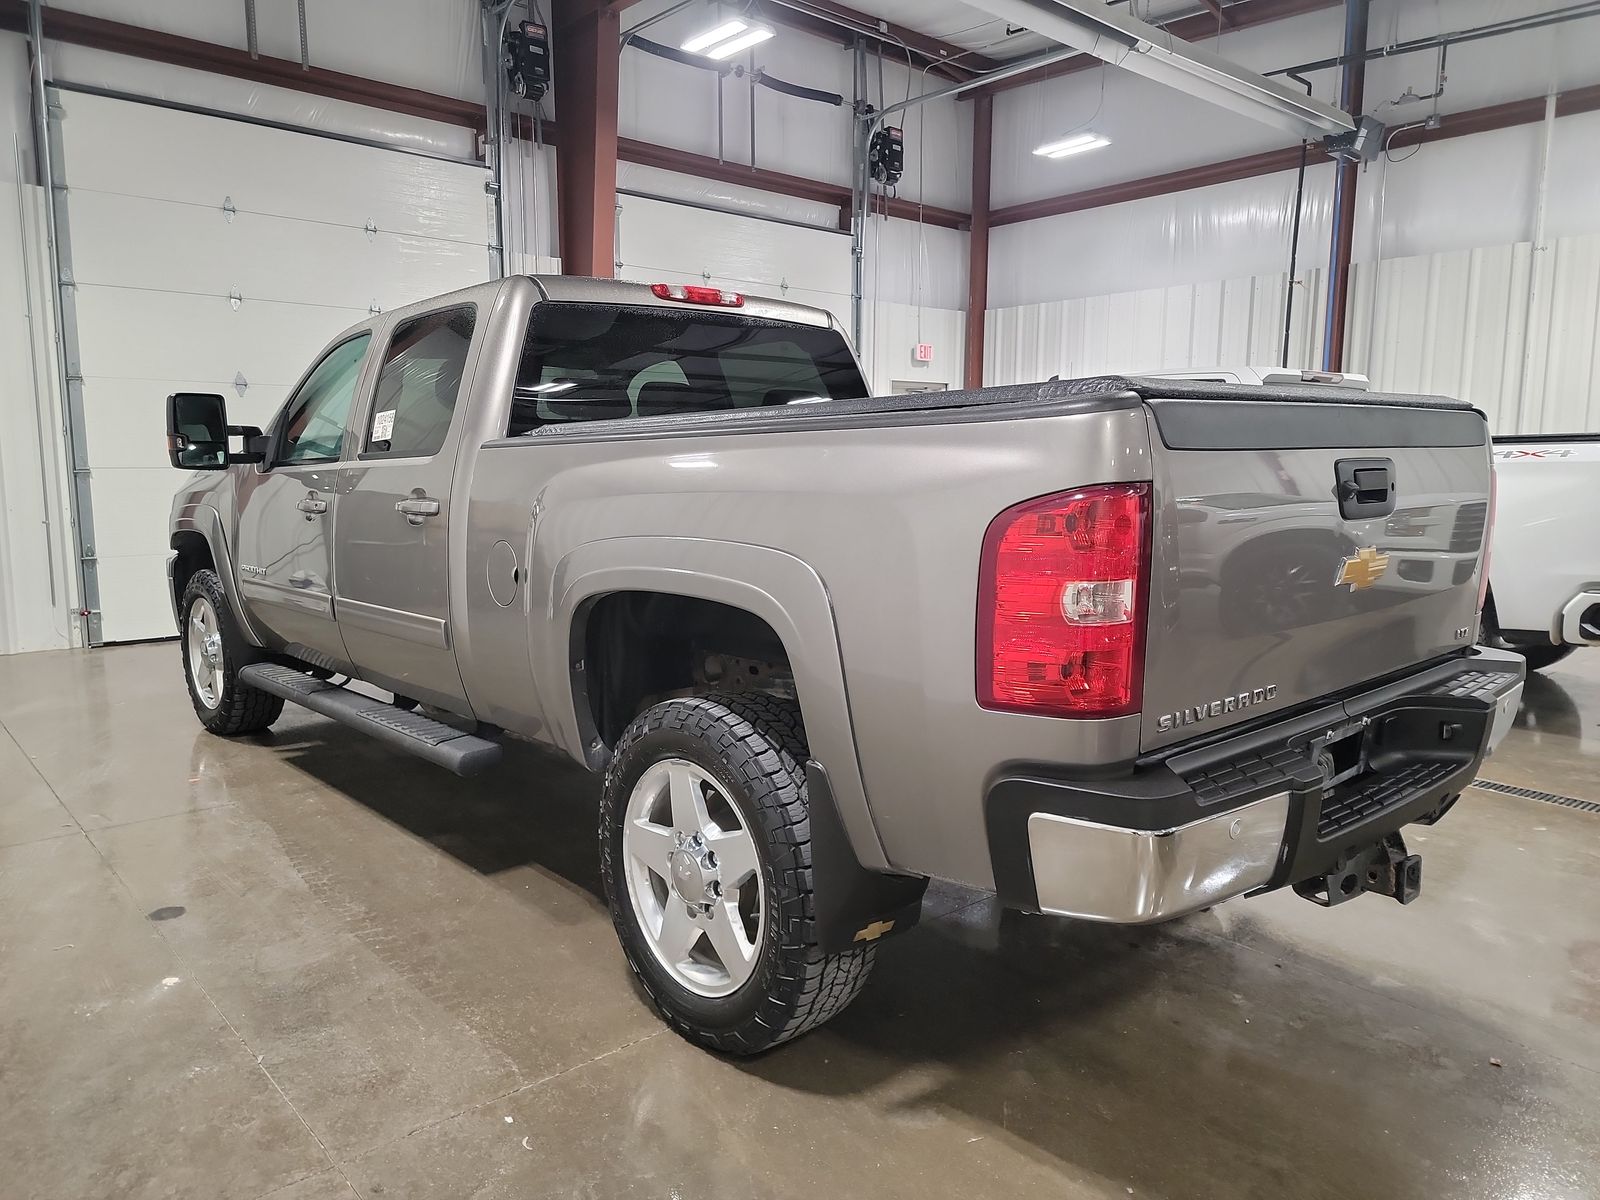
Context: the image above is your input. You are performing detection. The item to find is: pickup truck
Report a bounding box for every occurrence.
[166,278,1524,1054]
[1483,435,1600,671]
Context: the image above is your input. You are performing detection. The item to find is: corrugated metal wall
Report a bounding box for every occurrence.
[985,267,1327,385]
[1349,233,1600,434]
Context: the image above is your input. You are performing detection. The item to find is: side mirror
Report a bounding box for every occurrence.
[167,392,265,469]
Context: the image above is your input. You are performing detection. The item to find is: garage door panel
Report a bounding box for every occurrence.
[73,285,369,387]
[89,469,181,561]
[95,553,176,644]
[58,91,491,245]
[55,92,491,642]
[617,195,852,330]
[82,380,292,472]
[66,191,488,312]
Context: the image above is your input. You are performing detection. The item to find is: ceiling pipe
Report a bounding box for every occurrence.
[961,0,1355,139]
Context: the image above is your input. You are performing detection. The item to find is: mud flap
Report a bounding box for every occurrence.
[806,762,928,954]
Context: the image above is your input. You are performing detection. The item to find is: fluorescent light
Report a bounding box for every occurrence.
[1033,132,1111,158]
[702,24,774,59]
[681,19,748,54]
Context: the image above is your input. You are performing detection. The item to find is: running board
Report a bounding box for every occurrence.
[239,663,502,777]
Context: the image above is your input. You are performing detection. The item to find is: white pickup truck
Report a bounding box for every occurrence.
[1485,435,1600,671]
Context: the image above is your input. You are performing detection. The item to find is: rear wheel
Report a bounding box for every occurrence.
[599,694,874,1055]
[180,570,283,735]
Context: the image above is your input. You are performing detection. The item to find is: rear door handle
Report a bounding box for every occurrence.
[297,494,328,515]
[396,496,441,525]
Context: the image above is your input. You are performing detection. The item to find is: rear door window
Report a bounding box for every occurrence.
[507,304,867,435]
[364,306,476,458]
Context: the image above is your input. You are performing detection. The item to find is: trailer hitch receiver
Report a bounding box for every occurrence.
[1293,832,1421,908]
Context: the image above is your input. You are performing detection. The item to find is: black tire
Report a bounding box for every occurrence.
[1480,595,1574,673]
[179,569,284,735]
[599,693,874,1055]
[1518,644,1575,672]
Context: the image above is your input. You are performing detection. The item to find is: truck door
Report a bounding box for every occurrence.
[333,305,478,710]
[234,332,372,667]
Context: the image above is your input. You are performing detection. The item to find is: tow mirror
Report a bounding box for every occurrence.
[167,392,265,469]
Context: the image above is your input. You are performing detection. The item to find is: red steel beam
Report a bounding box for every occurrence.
[1322,0,1368,372]
[616,134,970,230]
[963,0,1342,100]
[552,3,621,277]
[0,0,480,127]
[965,93,993,390]
[1198,0,1234,25]
[1,1,968,237]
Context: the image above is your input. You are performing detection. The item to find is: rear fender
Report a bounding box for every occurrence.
[544,536,891,874]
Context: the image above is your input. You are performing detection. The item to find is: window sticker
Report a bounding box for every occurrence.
[372,409,396,443]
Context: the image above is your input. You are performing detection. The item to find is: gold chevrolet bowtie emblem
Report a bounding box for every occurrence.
[853,919,896,943]
[1335,546,1390,591]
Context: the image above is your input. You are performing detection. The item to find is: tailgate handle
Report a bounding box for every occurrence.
[1335,457,1395,520]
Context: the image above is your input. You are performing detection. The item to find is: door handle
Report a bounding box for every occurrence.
[297,494,328,515]
[396,496,441,525]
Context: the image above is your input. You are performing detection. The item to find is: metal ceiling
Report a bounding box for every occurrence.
[796,0,1233,61]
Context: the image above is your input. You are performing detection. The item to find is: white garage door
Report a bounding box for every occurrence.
[615,192,853,330]
[52,88,492,643]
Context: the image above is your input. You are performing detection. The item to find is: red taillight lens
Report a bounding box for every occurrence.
[977,483,1152,718]
[650,282,745,307]
[1477,465,1497,620]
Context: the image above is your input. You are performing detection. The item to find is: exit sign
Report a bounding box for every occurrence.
[913,342,934,362]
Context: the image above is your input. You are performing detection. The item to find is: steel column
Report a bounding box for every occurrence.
[1321,0,1368,371]
[553,3,620,277]
[964,92,992,391]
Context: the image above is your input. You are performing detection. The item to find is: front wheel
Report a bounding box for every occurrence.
[1517,644,1576,672]
[1480,598,1575,673]
[599,694,874,1055]
[180,569,283,735]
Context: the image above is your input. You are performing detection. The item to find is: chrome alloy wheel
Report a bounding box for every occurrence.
[622,758,764,998]
[186,596,225,709]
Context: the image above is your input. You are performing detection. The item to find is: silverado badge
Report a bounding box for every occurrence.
[1335,546,1390,591]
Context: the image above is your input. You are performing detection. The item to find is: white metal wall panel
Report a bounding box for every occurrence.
[984,269,1327,386]
[55,89,490,642]
[1345,236,1600,435]
[859,302,966,395]
[616,193,854,330]
[0,182,76,655]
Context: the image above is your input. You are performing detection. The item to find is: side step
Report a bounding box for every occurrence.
[239,663,502,777]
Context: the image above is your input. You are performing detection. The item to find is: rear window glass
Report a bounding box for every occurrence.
[364,305,475,458]
[507,303,868,436]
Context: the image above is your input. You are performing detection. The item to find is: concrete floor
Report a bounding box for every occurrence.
[2,643,1598,1200]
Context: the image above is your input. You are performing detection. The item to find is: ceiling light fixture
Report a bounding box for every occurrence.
[1033,132,1111,159]
[701,23,774,59]
[680,18,774,59]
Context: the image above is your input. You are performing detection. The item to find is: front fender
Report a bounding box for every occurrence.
[171,503,265,647]
[543,536,891,873]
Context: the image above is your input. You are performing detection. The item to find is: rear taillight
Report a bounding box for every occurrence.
[1477,465,1497,621]
[977,483,1152,718]
[650,282,744,307]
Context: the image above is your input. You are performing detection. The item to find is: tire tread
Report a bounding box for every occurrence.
[600,692,874,1054]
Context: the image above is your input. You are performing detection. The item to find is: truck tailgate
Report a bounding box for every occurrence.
[1137,385,1491,753]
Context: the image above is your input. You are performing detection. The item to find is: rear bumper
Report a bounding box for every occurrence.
[1559,591,1600,645]
[986,648,1524,923]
